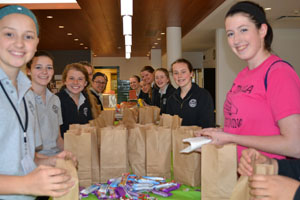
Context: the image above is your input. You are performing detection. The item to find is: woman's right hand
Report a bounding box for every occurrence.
[238,148,272,176]
[24,165,74,197]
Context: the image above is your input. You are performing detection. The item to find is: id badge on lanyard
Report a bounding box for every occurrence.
[0,82,36,173]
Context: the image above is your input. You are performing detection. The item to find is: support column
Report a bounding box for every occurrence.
[167,27,182,86]
[151,49,162,68]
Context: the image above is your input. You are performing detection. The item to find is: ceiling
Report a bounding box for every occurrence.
[0,0,299,57]
[0,0,225,57]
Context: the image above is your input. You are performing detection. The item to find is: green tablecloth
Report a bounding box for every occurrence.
[83,184,200,200]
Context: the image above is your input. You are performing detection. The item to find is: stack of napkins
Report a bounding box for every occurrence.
[180,137,212,153]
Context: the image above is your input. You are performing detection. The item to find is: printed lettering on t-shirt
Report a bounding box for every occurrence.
[224,95,243,129]
[231,84,254,94]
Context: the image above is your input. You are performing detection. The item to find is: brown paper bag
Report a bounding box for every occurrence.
[139,107,153,124]
[54,159,79,200]
[128,125,146,176]
[151,106,161,123]
[64,129,92,187]
[159,114,182,129]
[123,108,138,129]
[100,126,129,183]
[201,144,237,200]
[172,126,201,187]
[230,163,275,200]
[146,125,172,179]
[101,110,115,126]
[82,127,100,184]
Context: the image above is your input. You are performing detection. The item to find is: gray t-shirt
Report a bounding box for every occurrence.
[35,88,63,156]
[0,69,42,200]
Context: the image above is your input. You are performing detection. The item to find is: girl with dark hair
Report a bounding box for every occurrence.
[196,1,300,160]
[166,58,215,128]
[26,51,64,156]
[152,68,175,114]
[56,63,93,138]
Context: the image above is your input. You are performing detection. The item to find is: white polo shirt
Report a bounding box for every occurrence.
[0,68,41,200]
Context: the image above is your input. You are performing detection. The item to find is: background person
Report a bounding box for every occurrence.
[90,72,107,110]
[152,68,175,114]
[139,80,152,105]
[166,58,215,128]
[195,1,300,160]
[129,75,141,99]
[140,65,157,105]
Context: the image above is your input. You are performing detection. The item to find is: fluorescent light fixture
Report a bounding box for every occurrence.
[125,52,131,59]
[123,16,132,35]
[121,0,133,16]
[1,0,77,3]
[125,35,132,46]
[125,45,131,53]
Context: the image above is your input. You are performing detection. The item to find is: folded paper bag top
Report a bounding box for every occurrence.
[180,137,212,153]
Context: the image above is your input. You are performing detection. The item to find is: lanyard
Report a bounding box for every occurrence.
[0,82,28,146]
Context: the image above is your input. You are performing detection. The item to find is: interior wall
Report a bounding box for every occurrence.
[272,29,300,76]
[48,50,91,74]
[91,57,151,80]
[203,47,216,68]
[215,28,244,126]
[215,28,300,126]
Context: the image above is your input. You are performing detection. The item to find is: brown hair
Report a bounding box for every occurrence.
[154,68,171,84]
[78,61,94,72]
[26,50,54,70]
[140,65,154,73]
[171,58,193,73]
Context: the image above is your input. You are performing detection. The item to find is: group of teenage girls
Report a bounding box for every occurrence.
[130,60,215,129]
[1,1,300,199]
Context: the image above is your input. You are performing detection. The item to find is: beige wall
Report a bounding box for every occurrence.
[91,56,151,80]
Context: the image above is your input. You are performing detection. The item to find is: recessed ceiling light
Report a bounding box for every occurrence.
[84,46,88,49]
[80,43,84,45]
[264,7,271,11]
[74,38,79,41]
[58,25,64,29]
[46,16,53,19]
[67,33,72,36]
[161,32,165,35]
[152,46,155,48]
[154,42,158,45]
[157,38,161,41]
